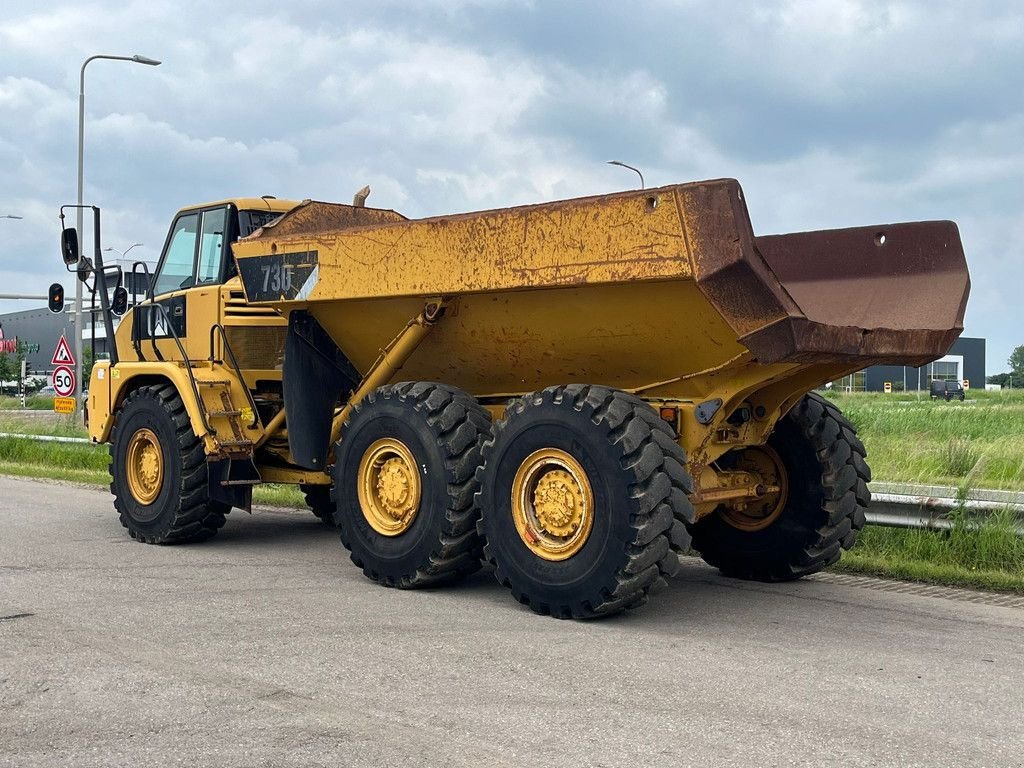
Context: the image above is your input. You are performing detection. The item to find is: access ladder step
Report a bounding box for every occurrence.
[217,438,254,448]
[207,409,243,417]
[220,478,261,487]
[197,380,232,387]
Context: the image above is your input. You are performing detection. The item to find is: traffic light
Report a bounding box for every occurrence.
[48,283,64,313]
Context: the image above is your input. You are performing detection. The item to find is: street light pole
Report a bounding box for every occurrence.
[103,242,144,258]
[75,53,160,413]
[606,160,645,189]
[1,215,23,220]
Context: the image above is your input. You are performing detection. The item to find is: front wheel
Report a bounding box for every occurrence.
[109,384,228,544]
[688,393,870,581]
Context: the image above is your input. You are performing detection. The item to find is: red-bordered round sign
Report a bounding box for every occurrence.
[52,365,76,398]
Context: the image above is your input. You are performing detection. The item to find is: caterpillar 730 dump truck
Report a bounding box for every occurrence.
[58,178,969,618]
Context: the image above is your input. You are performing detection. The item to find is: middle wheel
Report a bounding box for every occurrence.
[333,382,492,588]
[477,384,692,619]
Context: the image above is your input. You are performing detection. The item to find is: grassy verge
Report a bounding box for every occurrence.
[0,435,307,509]
[833,509,1024,593]
[0,395,58,411]
[824,389,1024,491]
[0,411,88,438]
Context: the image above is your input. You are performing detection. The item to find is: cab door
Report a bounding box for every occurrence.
[133,205,233,362]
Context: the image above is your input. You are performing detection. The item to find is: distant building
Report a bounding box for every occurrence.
[0,306,75,376]
[832,337,985,392]
[0,261,153,376]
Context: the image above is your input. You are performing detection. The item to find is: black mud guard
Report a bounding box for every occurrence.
[283,310,362,470]
[207,457,259,512]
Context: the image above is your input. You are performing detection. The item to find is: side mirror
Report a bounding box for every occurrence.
[77,256,94,284]
[110,286,129,316]
[61,228,80,266]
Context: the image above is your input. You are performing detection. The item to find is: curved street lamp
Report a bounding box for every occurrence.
[607,160,645,189]
[75,53,161,411]
[1,214,23,220]
[104,242,144,258]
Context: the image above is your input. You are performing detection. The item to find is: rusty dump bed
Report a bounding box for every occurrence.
[231,178,969,398]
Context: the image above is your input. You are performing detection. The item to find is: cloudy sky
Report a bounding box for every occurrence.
[1,1,1021,373]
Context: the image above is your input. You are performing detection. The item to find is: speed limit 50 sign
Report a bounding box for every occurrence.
[52,365,76,398]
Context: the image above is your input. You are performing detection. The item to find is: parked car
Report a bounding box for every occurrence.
[38,385,56,395]
[930,379,965,401]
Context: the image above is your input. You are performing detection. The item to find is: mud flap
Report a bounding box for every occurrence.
[207,456,260,512]
[283,311,362,470]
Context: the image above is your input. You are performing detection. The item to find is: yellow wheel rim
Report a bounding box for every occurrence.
[720,444,789,532]
[125,428,164,506]
[357,438,422,536]
[511,448,594,561]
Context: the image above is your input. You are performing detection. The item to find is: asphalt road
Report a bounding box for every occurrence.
[1,475,1022,768]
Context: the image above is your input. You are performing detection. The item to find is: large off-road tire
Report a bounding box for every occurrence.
[109,384,228,544]
[333,382,491,588]
[688,392,870,581]
[300,484,334,526]
[476,385,694,619]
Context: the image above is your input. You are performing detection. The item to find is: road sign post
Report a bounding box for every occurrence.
[51,334,78,414]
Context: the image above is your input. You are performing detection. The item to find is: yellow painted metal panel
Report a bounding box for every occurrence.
[233,186,693,300]
[310,280,745,398]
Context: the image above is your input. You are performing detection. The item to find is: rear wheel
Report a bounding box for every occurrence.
[110,384,228,544]
[333,382,491,588]
[477,385,693,619]
[689,392,870,581]
[300,484,334,526]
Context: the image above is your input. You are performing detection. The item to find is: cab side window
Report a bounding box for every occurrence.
[196,208,227,285]
[153,214,198,296]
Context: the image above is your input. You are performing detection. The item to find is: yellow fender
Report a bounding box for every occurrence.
[87,360,256,455]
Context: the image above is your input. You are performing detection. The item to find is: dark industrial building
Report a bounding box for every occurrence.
[832,337,985,392]
[0,305,76,376]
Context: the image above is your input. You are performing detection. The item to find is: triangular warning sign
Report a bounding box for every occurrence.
[52,334,75,366]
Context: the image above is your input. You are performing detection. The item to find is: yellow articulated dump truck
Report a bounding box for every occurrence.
[58,178,969,618]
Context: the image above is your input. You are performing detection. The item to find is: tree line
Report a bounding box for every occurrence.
[986,345,1024,388]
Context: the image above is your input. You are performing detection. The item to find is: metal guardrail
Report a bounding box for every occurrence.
[0,432,1022,535]
[867,482,1024,536]
[0,432,92,445]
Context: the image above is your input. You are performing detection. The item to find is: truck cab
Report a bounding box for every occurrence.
[83,197,304,506]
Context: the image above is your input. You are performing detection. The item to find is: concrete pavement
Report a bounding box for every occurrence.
[1,475,1021,767]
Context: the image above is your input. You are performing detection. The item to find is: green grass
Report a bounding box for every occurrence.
[0,434,308,509]
[254,484,306,508]
[835,509,1024,593]
[0,395,58,410]
[0,436,107,475]
[0,411,89,438]
[824,388,1024,491]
